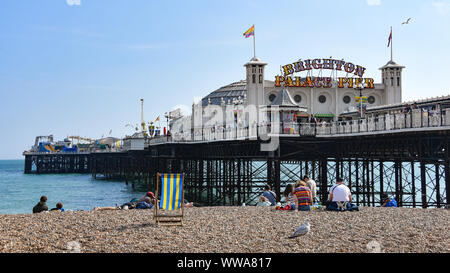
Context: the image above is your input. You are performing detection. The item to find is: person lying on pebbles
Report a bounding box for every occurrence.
[94,195,154,211]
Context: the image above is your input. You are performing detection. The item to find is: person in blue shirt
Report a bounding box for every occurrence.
[261,184,277,206]
[381,193,397,207]
[50,202,65,212]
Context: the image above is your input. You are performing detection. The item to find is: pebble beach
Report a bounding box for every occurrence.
[0,207,448,253]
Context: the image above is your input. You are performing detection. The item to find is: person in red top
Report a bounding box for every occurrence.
[294,180,312,211]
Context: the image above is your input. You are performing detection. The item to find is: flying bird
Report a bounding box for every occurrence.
[289,219,310,238]
[402,18,411,25]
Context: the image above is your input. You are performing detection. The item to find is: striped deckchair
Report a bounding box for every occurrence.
[154,173,185,226]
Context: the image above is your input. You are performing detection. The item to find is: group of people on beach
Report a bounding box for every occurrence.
[32,191,202,213]
[32,196,65,213]
[257,175,317,211]
[93,191,201,211]
[258,175,398,211]
[33,175,397,213]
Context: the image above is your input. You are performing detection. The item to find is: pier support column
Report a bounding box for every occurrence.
[379,161,384,206]
[420,161,428,208]
[24,156,32,174]
[436,164,441,208]
[445,161,450,207]
[394,161,401,207]
[320,159,328,204]
[274,159,281,202]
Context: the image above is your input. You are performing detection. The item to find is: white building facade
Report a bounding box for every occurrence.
[170,56,405,141]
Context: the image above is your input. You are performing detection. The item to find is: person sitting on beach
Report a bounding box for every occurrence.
[381,193,397,207]
[328,178,351,203]
[50,202,65,212]
[32,196,48,213]
[257,196,272,207]
[277,184,297,210]
[303,175,317,204]
[294,180,312,211]
[327,178,359,211]
[261,184,277,206]
[138,192,155,204]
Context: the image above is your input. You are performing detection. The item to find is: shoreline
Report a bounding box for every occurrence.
[0,207,448,253]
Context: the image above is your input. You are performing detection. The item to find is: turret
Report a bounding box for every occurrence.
[244,57,267,107]
[379,60,405,105]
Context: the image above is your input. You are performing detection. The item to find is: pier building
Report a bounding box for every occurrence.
[169,56,405,141]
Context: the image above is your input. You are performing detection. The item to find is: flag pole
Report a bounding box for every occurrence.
[253,25,256,58]
[390,26,393,61]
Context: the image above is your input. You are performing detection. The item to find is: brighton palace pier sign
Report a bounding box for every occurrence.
[274,58,375,89]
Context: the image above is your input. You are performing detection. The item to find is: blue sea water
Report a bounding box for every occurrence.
[0,160,147,214]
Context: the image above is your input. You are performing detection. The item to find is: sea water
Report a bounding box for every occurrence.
[0,160,147,214]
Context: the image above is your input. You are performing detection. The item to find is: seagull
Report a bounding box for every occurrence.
[289,219,310,238]
[402,18,411,25]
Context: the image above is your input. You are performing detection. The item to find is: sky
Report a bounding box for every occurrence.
[1,0,450,159]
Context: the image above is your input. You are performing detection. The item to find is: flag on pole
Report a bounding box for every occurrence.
[387,27,392,47]
[243,25,255,38]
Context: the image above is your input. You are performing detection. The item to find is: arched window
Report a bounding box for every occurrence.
[252,74,256,84]
[259,74,262,83]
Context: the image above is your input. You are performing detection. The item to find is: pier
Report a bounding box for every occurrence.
[24,109,450,208]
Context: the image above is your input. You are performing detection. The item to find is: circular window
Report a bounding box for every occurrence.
[343,95,351,104]
[294,95,302,103]
[368,96,376,104]
[269,94,276,102]
[318,95,326,103]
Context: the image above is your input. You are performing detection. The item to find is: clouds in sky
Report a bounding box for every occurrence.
[66,0,81,6]
[432,1,450,15]
[366,0,381,6]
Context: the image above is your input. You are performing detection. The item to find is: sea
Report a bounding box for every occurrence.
[0,160,147,215]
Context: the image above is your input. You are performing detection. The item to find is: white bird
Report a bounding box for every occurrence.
[402,18,411,25]
[289,219,310,238]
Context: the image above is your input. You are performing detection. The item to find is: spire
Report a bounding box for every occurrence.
[270,89,296,107]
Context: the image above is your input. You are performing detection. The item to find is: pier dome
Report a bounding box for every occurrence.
[201,81,246,107]
[201,80,272,107]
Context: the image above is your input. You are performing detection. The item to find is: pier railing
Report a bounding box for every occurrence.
[22,148,125,155]
[166,108,450,143]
